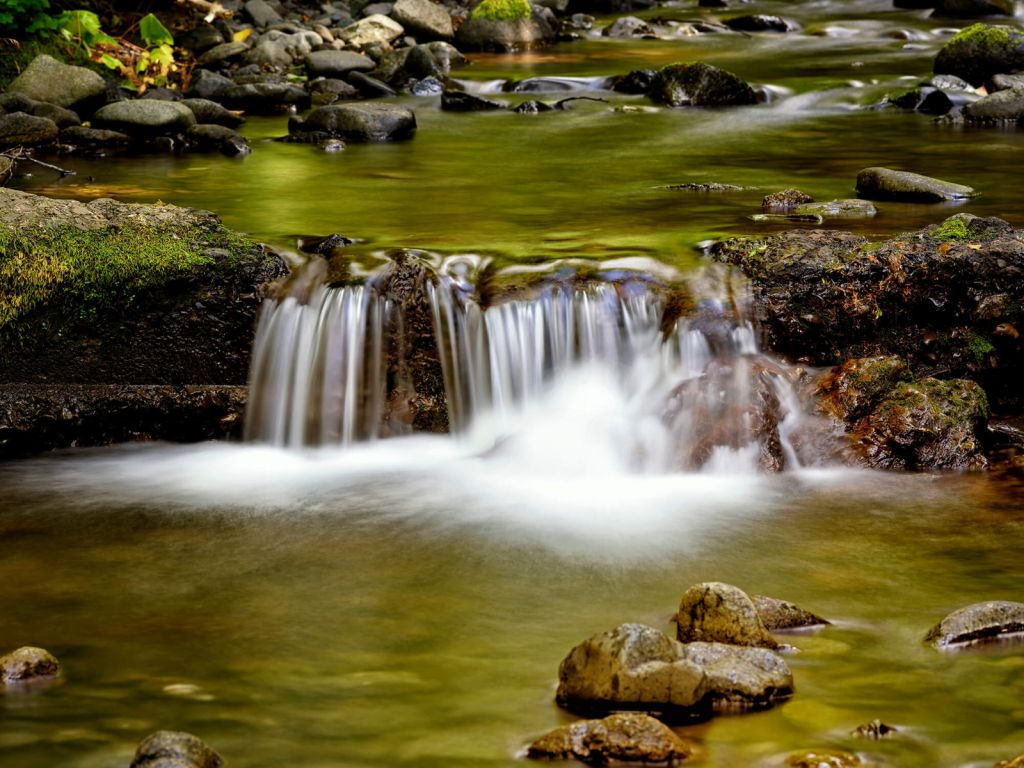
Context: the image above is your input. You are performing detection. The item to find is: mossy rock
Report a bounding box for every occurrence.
[471,0,532,21]
[456,1,557,52]
[934,23,1024,86]
[648,61,757,107]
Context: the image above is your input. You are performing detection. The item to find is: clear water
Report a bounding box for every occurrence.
[4,0,1024,765]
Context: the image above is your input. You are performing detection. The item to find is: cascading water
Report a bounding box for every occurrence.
[246,258,822,473]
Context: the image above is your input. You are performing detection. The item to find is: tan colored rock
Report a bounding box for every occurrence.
[527,712,693,763]
[676,582,778,648]
[753,595,830,631]
[0,646,60,683]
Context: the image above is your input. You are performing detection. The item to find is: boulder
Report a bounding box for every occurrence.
[309,78,362,105]
[305,50,376,79]
[391,0,455,41]
[648,62,757,107]
[724,14,800,33]
[960,86,1024,122]
[92,100,197,137]
[0,646,60,684]
[181,98,244,127]
[925,600,1024,647]
[441,89,507,111]
[456,0,557,52]
[290,102,416,142]
[676,582,779,648]
[176,24,226,54]
[934,23,1024,87]
[337,14,405,48]
[130,731,223,768]
[855,167,975,202]
[526,713,693,763]
[6,54,107,112]
[932,0,1014,16]
[679,641,793,710]
[753,596,830,631]
[817,356,913,423]
[0,112,59,147]
[186,124,251,156]
[349,72,399,98]
[990,72,1024,91]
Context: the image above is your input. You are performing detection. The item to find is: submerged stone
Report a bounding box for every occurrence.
[130,731,223,768]
[925,600,1024,647]
[794,199,877,219]
[0,646,60,684]
[676,582,779,648]
[855,167,976,202]
[648,62,757,107]
[526,712,693,763]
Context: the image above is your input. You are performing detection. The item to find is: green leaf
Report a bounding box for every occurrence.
[139,13,173,47]
[149,45,174,70]
[100,53,122,70]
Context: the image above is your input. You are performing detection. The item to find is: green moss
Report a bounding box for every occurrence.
[931,217,971,241]
[0,221,216,334]
[948,22,1013,48]
[966,332,995,364]
[470,0,531,22]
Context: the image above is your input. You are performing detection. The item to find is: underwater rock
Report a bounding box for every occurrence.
[925,600,1024,647]
[186,124,251,156]
[793,200,877,220]
[753,596,831,631]
[676,582,779,648]
[886,86,956,114]
[180,98,244,128]
[130,731,223,768]
[526,712,693,763]
[934,23,1024,87]
[648,62,757,107]
[855,167,976,202]
[0,647,60,684]
[603,16,655,37]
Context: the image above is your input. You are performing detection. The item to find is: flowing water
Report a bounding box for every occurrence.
[4,0,1024,765]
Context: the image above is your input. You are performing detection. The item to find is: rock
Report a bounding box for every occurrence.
[817,356,914,422]
[455,0,557,52]
[130,731,223,768]
[0,188,286,388]
[181,98,244,128]
[763,188,814,211]
[244,0,283,27]
[724,15,800,33]
[246,30,322,69]
[141,86,184,102]
[441,89,507,111]
[0,156,12,186]
[374,42,467,86]
[363,2,395,16]
[0,112,59,147]
[648,62,757,107]
[794,200,877,220]
[932,0,1014,17]
[59,125,131,151]
[990,72,1024,91]
[934,23,1024,87]
[661,182,745,192]
[186,124,251,156]
[92,100,197,137]
[514,99,555,113]
[27,101,82,128]
[0,647,60,683]
[676,582,778,648]
[305,50,376,79]
[961,86,1024,122]
[603,16,655,37]
[855,167,975,202]
[526,713,693,763]
[996,756,1024,768]
[568,0,655,11]
[391,0,454,41]
[679,641,793,710]
[177,24,225,54]
[220,82,309,114]
[337,14,405,48]
[309,77,362,104]
[185,69,237,102]
[886,86,955,115]
[851,377,989,470]
[925,600,1024,647]
[852,720,897,740]
[348,72,399,98]
[196,41,251,67]
[290,102,416,141]
[411,76,445,95]
[6,54,107,112]
[785,750,862,767]
[753,596,830,631]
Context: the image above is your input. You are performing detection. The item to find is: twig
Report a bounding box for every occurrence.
[1,148,76,178]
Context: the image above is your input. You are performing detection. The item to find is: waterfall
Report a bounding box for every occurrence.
[246,261,818,473]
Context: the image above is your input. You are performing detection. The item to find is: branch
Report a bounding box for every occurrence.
[176,0,232,22]
[1,148,76,178]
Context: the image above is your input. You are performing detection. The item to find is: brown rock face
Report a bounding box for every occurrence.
[676,582,778,648]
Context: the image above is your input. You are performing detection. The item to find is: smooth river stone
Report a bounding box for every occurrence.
[925,600,1024,648]
[855,167,976,202]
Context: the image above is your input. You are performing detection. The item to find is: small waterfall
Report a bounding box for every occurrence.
[246,259,821,473]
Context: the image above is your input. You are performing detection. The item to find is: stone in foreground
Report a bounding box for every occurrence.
[925,600,1024,648]
[130,731,223,768]
[0,646,60,684]
[526,712,693,763]
[855,167,976,202]
[290,103,417,142]
[676,582,779,648]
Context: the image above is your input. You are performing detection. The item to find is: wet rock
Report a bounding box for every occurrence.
[753,596,830,631]
[990,73,1024,91]
[794,200,877,220]
[886,86,955,115]
[0,156,12,186]
[661,182,745,192]
[676,582,779,648]
[338,14,405,48]
[526,712,693,763]
[244,0,283,27]
[925,600,1024,647]
[514,99,555,113]
[185,69,237,102]
[851,377,989,470]
[852,720,897,740]
[130,731,223,768]
[181,99,244,128]
[934,23,1024,87]
[679,641,793,711]
[0,95,82,128]
[932,0,1013,17]
[196,41,251,67]
[59,125,131,151]
[855,167,975,202]
[441,89,507,111]
[349,72,399,98]
[220,82,309,114]
[177,24,226,54]
[6,54,107,112]
[391,0,454,41]
[648,62,757,107]
[0,112,59,147]
[309,78,362,105]
[996,756,1024,768]
[961,86,1024,122]
[750,213,824,225]
[411,76,445,96]
[763,188,815,211]
[290,102,416,142]
[817,356,913,423]
[724,15,800,33]
[609,69,656,94]
[305,50,376,79]
[785,750,863,767]
[0,385,249,457]
[0,647,60,684]
[246,30,323,69]
[92,100,196,137]
[186,124,250,156]
[603,16,655,37]
[455,0,557,52]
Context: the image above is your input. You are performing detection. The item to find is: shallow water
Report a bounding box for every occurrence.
[4,0,1024,765]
